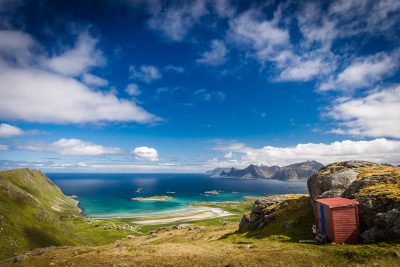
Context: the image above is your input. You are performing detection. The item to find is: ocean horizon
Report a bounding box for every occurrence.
[48,173,309,218]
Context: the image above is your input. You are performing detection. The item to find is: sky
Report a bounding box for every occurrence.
[0,0,400,172]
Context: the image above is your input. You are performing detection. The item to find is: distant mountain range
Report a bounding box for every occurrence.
[206,160,324,181]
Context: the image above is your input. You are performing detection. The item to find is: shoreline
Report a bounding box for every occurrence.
[132,207,233,225]
[83,205,234,223]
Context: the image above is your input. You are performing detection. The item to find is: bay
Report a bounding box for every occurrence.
[48,173,308,218]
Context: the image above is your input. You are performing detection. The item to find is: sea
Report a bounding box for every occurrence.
[48,173,308,218]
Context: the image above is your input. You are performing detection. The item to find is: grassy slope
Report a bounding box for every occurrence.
[0,169,133,260]
[2,194,399,266]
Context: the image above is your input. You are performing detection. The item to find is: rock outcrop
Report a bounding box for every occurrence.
[239,195,288,232]
[307,160,400,243]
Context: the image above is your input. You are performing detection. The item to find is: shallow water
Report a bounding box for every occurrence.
[48,173,308,218]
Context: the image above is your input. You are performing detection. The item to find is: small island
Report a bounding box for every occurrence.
[205,190,220,195]
[132,196,173,201]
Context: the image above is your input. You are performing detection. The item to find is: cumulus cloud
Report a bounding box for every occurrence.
[228,9,289,62]
[16,138,122,155]
[227,6,334,82]
[131,146,159,161]
[0,30,158,124]
[0,30,34,64]
[320,51,399,91]
[43,33,105,76]
[82,73,108,87]
[275,52,335,82]
[214,138,400,166]
[327,85,400,138]
[0,123,24,138]
[129,65,161,83]
[0,67,157,124]
[125,83,140,96]
[197,40,227,66]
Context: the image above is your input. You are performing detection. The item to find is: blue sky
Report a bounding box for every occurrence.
[0,0,400,172]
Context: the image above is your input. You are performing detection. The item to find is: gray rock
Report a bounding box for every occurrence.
[307,160,400,243]
[308,167,358,201]
[14,255,24,262]
[175,223,192,230]
[238,195,287,232]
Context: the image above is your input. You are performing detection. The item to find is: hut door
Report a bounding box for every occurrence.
[320,205,326,235]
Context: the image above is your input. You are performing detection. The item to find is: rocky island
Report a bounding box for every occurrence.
[204,190,220,195]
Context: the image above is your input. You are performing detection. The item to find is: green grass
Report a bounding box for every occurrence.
[239,196,314,241]
[0,169,131,260]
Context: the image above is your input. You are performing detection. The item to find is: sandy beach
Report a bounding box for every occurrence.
[132,207,232,225]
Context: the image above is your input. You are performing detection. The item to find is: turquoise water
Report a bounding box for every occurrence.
[48,173,308,218]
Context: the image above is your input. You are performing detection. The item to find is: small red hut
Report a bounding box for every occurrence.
[315,197,360,244]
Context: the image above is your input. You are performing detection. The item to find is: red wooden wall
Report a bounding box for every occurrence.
[316,202,360,244]
[331,206,360,244]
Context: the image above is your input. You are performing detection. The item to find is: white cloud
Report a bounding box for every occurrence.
[276,57,331,82]
[43,33,105,76]
[125,83,140,96]
[17,138,122,155]
[297,2,338,49]
[131,146,159,161]
[129,65,161,83]
[196,40,227,66]
[327,85,400,138]
[0,67,157,124]
[82,73,108,87]
[320,51,399,91]
[328,0,400,37]
[0,30,158,124]
[0,123,24,138]
[228,9,289,62]
[0,30,34,65]
[211,0,235,18]
[298,0,400,50]
[224,152,233,159]
[147,0,207,41]
[214,138,400,166]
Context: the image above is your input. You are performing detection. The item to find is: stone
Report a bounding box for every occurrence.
[307,160,400,243]
[238,195,288,232]
[14,255,24,262]
[175,223,192,230]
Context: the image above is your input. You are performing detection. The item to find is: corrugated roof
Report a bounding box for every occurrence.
[315,197,359,208]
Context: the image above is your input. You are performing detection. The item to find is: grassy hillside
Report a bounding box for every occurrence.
[1,192,399,266]
[0,169,133,260]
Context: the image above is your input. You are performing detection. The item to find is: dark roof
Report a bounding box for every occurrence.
[315,197,359,208]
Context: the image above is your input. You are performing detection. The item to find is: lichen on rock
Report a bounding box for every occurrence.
[307,160,400,243]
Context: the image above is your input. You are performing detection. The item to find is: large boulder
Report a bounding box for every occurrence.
[307,160,400,243]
